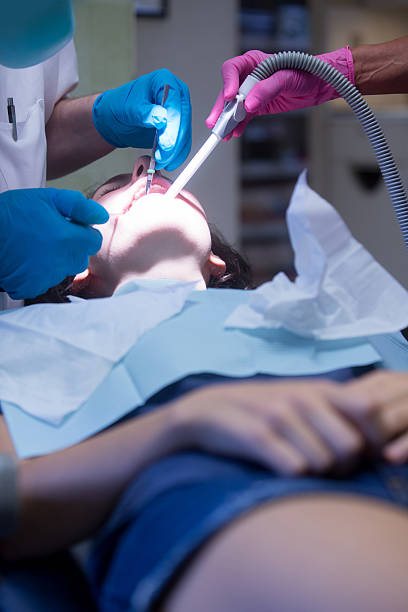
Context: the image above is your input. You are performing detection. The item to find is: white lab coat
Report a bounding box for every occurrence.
[0,40,79,310]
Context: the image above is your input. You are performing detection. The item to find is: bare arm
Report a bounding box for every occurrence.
[352,36,408,95]
[0,378,370,561]
[45,95,114,180]
[0,409,184,560]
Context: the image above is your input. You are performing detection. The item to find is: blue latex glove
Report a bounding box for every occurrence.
[0,188,109,299]
[92,69,192,171]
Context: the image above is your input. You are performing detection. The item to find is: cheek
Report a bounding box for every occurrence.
[194,218,212,254]
[90,219,122,268]
[154,204,212,252]
[94,195,212,263]
[98,219,116,248]
[186,209,211,245]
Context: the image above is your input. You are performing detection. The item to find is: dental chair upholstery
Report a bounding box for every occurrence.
[0,453,97,611]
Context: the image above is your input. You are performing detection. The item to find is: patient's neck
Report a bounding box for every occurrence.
[119,257,206,290]
[77,257,206,298]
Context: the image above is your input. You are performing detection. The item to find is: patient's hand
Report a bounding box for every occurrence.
[335,370,408,465]
[171,380,365,476]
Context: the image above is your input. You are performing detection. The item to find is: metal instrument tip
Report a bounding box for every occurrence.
[145,172,154,194]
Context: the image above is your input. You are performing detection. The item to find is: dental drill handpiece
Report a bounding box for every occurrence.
[165,75,259,200]
[146,84,170,195]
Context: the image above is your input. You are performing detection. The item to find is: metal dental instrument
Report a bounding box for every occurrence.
[146,84,170,195]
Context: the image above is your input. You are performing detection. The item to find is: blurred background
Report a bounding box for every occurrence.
[49,0,408,288]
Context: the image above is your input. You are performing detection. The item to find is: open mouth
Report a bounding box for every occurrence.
[128,179,170,209]
[108,172,206,220]
[110,177,170,216]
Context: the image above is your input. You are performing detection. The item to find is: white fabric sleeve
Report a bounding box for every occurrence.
[44,40,79,123]
[369,332,408,370]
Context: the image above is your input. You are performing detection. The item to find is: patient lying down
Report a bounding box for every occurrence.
[2,156,408,612]
[27,155,252,307]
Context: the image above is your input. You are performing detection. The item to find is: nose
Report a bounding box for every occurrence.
[132,155,151,181]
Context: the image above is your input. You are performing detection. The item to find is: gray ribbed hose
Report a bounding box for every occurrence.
[251,51,408,248]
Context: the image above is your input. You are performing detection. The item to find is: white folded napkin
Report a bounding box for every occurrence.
[226,170,408,339]
[0,281,194,424]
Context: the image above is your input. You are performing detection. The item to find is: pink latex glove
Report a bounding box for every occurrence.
[206,47,355,139]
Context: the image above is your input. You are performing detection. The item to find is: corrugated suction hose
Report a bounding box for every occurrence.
[250,51,408,247]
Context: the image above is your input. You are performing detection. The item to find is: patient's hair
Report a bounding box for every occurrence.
[207,225,252,289]
[24,276,75,305]
[24,226,253,306]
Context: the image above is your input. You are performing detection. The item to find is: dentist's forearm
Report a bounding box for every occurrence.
[0,406,184,560]
[352,36,408,95]
[45,94,115,179]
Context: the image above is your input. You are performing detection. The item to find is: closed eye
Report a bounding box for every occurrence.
[91,173,132,200]
[96,182,125,199]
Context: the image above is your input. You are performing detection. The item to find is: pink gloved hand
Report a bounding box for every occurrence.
[206,47,355,139]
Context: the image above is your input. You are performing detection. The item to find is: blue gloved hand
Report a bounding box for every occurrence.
[0,188,109,299]
[92,68,192,171]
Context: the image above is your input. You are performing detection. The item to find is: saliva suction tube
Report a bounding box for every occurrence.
[165,75,258,200]
[166,51,408,251]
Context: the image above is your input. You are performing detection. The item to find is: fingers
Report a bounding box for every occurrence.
[370,392,408,461]
[269,400,334,472]
[206,67,285,136]
[244,70,296,114]
[4,268,60,300]
[206,95,254,139]
[216,408,309,475]
[337,371,408,448]
[384,433,408,464]
[70,198,109,226]
[207,70,290,123]
[236,380,366,471]
[249,428,308,476]
[156,104,180,162]
[177,390,308,476]
[221,57,242,100]
[155,75,191,170]
[206,53,256,131]
[244,78,281,114]
[139,104,168,130]
[266,388,364,473]
[205,89,226,130]
[51,189,109,225]
[344,370,408,406]
[164,134,191,172]
[184,375,408,476]
[122,74,168,131]
[156,80,181,151]
[96,69,191,168]
[4,225,94,299]
[69,224,103,258]
[50,189,105,268]
[231,115,252,138]
[189,381,366,476]
[379,397,408,442]
[297,393,364,469]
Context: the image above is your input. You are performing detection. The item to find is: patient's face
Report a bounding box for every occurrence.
[90,156,212,282]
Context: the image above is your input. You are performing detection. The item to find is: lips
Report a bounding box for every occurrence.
[110,177,169,216]
[111,171,205,220]
[129,176,170,207]
[141,183,169,197]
